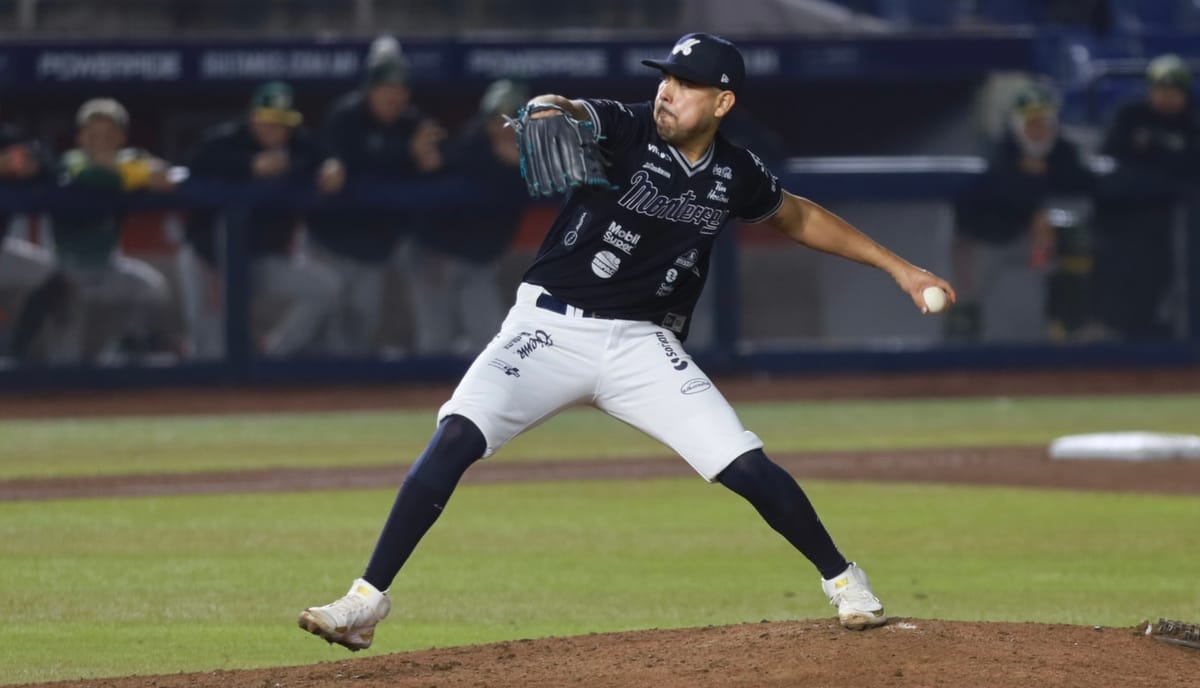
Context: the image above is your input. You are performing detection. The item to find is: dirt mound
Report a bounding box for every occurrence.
[22,619,1195,688]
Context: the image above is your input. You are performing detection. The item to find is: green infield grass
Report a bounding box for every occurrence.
[2,394,1200,479]
[1,479,1197,684]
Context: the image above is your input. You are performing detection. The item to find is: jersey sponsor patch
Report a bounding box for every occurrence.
[655,267,679,297]
[563,210,588,247]
[641,161,671,178]
[707,180,729,203]
[591,250,621,278]
[646,143,670,160]
[602,221,641,255]
[674,249,700,275]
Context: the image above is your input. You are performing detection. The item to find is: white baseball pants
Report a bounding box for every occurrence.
[0,235,55,289]
[439,283,763,481]
[48,253,171,364]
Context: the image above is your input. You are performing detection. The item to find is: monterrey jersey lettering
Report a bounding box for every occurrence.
[522,98,783,339]
[617,170,729,233]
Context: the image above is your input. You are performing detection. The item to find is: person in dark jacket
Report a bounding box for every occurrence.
[398,79,529,355]
[308,35,446,356]
[1089,54,1200,340]
[950,80,1095,342]
[0,121,57,357]
[180,81,343,358]
[48,98,173,364]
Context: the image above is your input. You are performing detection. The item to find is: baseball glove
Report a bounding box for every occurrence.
[505,103,611,198]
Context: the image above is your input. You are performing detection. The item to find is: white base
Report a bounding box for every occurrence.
[1049,432,1200,462]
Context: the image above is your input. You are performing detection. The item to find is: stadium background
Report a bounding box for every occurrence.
[0,0,1197,386]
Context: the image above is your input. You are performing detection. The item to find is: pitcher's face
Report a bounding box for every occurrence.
[652,73,731,146]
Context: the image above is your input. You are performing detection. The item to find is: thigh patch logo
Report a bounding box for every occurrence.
[654,331,689,371]
[680,378,711,394]
[504,330,554,359]
[488,359,521,377]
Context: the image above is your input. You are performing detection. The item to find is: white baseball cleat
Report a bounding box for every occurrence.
[821,562,887,630]
[298,577,392,651]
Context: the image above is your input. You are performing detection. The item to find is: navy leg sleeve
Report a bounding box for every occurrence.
[716,449,849,580]
[362,414,486,590]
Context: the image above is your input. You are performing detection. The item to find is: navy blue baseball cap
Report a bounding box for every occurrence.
[642,33,745,93]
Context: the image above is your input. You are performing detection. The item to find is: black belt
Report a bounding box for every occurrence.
[535,292,614,319]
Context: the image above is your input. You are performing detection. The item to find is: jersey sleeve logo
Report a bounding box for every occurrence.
[746,150,779,192]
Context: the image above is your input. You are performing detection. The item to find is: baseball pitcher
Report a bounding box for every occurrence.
[300,32,956,650]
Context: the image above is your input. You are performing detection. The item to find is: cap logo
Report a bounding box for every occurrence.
[672,38,702,56]
[720,73,729,83]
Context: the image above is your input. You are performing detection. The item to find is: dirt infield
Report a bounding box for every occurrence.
[21,620,1198,688]
[7,368,1200,687]
[4,446,1200,501]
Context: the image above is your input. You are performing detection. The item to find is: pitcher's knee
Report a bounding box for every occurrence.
[407,414,487,488]
[717,448,775,485]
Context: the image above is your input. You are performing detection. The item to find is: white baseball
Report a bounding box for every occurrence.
[922,286,947,314]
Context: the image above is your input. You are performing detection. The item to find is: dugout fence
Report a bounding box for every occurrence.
[1,161,1197,391]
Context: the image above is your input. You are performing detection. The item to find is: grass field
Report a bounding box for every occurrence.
[3,394,1200,478]
[2,394,1199,684]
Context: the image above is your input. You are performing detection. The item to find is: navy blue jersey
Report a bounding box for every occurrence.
[522,99,783,338]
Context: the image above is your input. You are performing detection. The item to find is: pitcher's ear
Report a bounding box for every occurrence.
[714,91,736,118]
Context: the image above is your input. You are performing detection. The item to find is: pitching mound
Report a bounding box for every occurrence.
[24,619,1195,688]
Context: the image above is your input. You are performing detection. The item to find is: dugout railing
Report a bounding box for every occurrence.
[1,158,1198,391]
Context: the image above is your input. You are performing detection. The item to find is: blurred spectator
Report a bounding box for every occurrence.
[400,79,529,355]
[949,80,1095,342]
[1089,54,1200,340]
[44,98,173,364]
[180,81,343,359]
[309,35,446,356]
[0,121,56,358]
